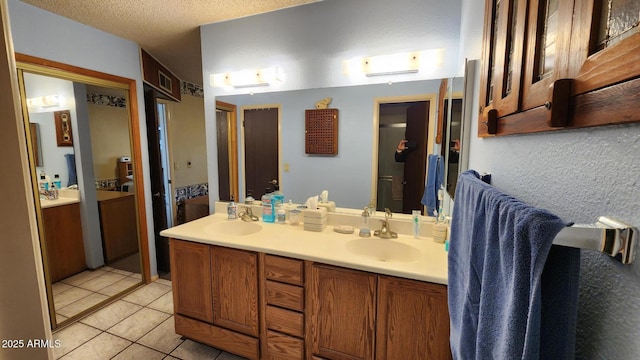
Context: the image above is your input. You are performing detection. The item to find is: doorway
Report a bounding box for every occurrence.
[242,107,279,200]
[373,96,435,215]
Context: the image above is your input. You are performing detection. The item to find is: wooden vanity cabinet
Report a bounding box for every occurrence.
[42,203,86,283]
[307,264,451,360]
[170,239,260,359]
[479,0,640,136]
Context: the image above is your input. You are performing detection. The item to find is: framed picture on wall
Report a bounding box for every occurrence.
[54,110,73,147]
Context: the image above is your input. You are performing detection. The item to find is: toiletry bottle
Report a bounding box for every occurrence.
[271,180,284,209]
[244,190,255,205]
[53,174,62,190]
[262,187,275,223]
[359,207,371,237]
[39,173,49,191]
[38,174,47,199]
[276,204,286,224]
[227,201,238,220]
[412,210,421,238]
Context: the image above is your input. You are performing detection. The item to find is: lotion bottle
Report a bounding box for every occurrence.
[412,210,421,238]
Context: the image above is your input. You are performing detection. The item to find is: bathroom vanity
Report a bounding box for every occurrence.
[40,192,85,282]
[161,204,451,360]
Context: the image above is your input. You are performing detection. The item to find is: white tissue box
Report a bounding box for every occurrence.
[317,201,336,212]
[303,208,327,218]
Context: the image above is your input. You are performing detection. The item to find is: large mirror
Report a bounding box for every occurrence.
[215,77,465,217]
[17,55,148,330]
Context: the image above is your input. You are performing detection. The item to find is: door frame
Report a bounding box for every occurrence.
[239,104,281,200]
[371,94,436,209]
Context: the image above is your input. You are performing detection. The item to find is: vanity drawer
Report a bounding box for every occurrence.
[265,330,304,360]
[265,280,304,311]
[266,305,304,338]
[264,255,304,286]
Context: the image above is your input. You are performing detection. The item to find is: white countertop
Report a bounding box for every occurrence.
[160,213,448,285]
[40,189,80,209]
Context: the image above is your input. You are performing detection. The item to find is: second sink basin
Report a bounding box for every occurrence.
[346,238,420,263]
[204,221,262,236]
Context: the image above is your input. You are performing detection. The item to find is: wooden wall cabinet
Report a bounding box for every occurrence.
[479,0,640,136]
[307,264,451,360]
[42,203,86,282]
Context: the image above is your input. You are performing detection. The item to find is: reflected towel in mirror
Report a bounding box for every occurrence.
[391,176,403,201]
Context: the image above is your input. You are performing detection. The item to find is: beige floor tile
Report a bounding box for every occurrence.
[122,282,171,306]
[138,316,183,354]
[53,287,93,309]
[52,281,73,295]
[111,343,165,360]
[57,293,110,318]
[110,268,134,276]
[77,272,127,292]
[52,322,101,358]
[169,340,222,360]
[107,307,170,341]
[80,300,142,330]
[147,291,174,314]
[154,278,172,287]
[55,313,68,323]
[61,269,109,286]
[129,273,143,280]
[98,276,142,297]
[60,332,130,360]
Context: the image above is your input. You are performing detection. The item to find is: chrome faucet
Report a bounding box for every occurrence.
[238,205,259,222]
[374,208,398,239]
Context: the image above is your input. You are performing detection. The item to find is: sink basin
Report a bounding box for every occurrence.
[203,221,262,236]
[346,238,420,262]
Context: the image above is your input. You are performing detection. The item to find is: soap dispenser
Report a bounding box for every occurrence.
[359,207,371,237]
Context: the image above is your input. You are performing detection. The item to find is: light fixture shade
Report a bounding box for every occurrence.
[362,52,420,76]
[211,67,283,88]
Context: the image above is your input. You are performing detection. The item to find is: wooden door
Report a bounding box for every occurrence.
[403,102,429,214]
[216,110,231,201]
[144,86,170,273]
[309,264,376,360]
[211,246,259,337]
[376,276,451,360]
[169,239,213,323]
[244,108,278,199]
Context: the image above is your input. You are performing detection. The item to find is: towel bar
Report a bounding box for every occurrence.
[553,216,637,264]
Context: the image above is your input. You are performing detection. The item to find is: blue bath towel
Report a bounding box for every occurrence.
[421,154,444,215]
[448,170,580,360]
[65,153,77,186]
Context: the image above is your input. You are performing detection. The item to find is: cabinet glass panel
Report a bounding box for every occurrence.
[505,0,521,95]
[488,0,501,104]
[536,0,559,80]
[596,0,640,51]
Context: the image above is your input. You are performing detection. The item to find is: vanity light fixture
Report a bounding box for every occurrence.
[26,95,61,108]
[362,52,420,77]
[210,67,284,88]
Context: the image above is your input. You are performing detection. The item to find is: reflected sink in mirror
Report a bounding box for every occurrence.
[346,238,420,262]
[204,221,263,236]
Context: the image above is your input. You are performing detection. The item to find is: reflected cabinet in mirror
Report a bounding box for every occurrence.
[16,54,149,330]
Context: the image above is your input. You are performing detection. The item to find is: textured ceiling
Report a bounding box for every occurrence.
[21,0,320,85]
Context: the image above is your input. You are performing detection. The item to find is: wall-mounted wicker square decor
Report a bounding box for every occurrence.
[305,109,338,155]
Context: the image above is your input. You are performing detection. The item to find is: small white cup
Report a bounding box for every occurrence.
[432,224,448,243]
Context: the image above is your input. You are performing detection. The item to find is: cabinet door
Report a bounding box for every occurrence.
[309,264,376,360]
[521,0,576,110]
[169,239,213,323]
[42,203,86,282]
[479,0,528,128]
[376,276,451,360]
[569,0,640,96]
[211,246,259,337]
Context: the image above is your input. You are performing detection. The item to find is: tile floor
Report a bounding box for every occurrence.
[53,278,247,360]
[53,266,143,323]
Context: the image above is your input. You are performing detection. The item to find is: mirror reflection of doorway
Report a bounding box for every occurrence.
[243,107,279,200]
[376,101,429,214]
[17,55,147,330]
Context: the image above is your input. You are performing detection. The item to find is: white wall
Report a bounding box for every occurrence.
[8,0,157,274]
[460,0,640,358]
